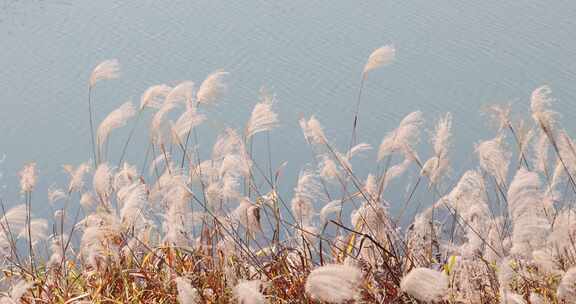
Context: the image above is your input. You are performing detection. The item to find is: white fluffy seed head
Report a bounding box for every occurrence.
[80,192,96,210]
[19,162,37,193]
[319,200,342,224]
[233,198,262,237]
[245,89,279,138]
[48,187,67,205]
[400,268,448,302]
[557,267,576,302]
[196,70,228,105]
[0,205,27,254]
[171,106,206,144]
[475,134,511,184]
[485,103,511,132]
[64,162,91,193]
[378,111,424,161]
[18,218,48,246]
[96,101,136,159]
[530,85,557,128]
[140,84,172,110]
[93,163,113,201]
[175,277,199,304]
[305,264,362,303]
[500,290,527,304]
[299,115,326,145]
[432,112,452,158]
[363,45,396,75]
[233,280,266,304]
[507,168,549,255]
[291,169,322,225]
[165,81,195,106]
[7,279,33,302]
[89,59,120,87]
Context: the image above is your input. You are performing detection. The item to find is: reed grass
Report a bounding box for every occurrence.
[0,51,575,304]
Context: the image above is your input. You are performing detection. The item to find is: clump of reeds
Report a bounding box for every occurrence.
[1,49,576,304]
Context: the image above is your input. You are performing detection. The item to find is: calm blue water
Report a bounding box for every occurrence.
[1,0,575,216]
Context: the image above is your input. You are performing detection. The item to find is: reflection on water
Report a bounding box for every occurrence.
[0,1,575,216]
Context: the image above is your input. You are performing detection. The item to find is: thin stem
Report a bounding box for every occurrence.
[118,109,143,166]
[349,75,366,150]
[88,86,97,167]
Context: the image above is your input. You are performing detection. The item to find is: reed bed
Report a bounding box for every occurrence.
[0,46,575,303]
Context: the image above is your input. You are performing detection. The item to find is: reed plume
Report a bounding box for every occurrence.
[245,89,279,139]
[87,60,121,166]
[233,280,266,304]
[400,268,448,302]
[96,101,136,163]
[351,45,396,147]
[196,70,228,105]
[305,264,362,303]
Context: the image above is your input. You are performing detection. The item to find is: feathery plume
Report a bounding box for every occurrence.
[118,183,148,229]
[96,101,136,160]
[507,168,549,255]
[364,174,378,199]
[63,162,91,193]
[48,187,67,205]
[150,82,193,143]
[0,280,33,303]
[299,115,326,145]
[89,59,120,87]
[80,192,96,210]
[171,106,206,143]
[175,277,199,304]
[500,290,527,304]
[529,293,545,304]
[378,111,424,161]
[305,264,362,303]
[421,113,452,185]
[400,268,448,302]
[0,205,27,254]
[47,234,67,268]
[219,153,251,179]
[363,45,396,76]
[196,70,228,105]
[381,158,413,191]
[140,84,172,110]
[245,89,279,138]
[533,131,549,174]
[93,163,113,202]
[233,198,262,237]
[557,267,576,302]
[475,135,511,184]
[18,218,48,246]
[165,81,195,106]
[18,162,37,193]
[485,103,511,132]
[530,85,557,128]
[351,201,393,246]
[432,112,452,158]
[78,213,123,268]
[320,200,343,224]
[318,155,340,181]
[291,169,322,225]
[233,280,266,304]
[212,128,243,160]
[114,162,138,190]
[162,174,194,247]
